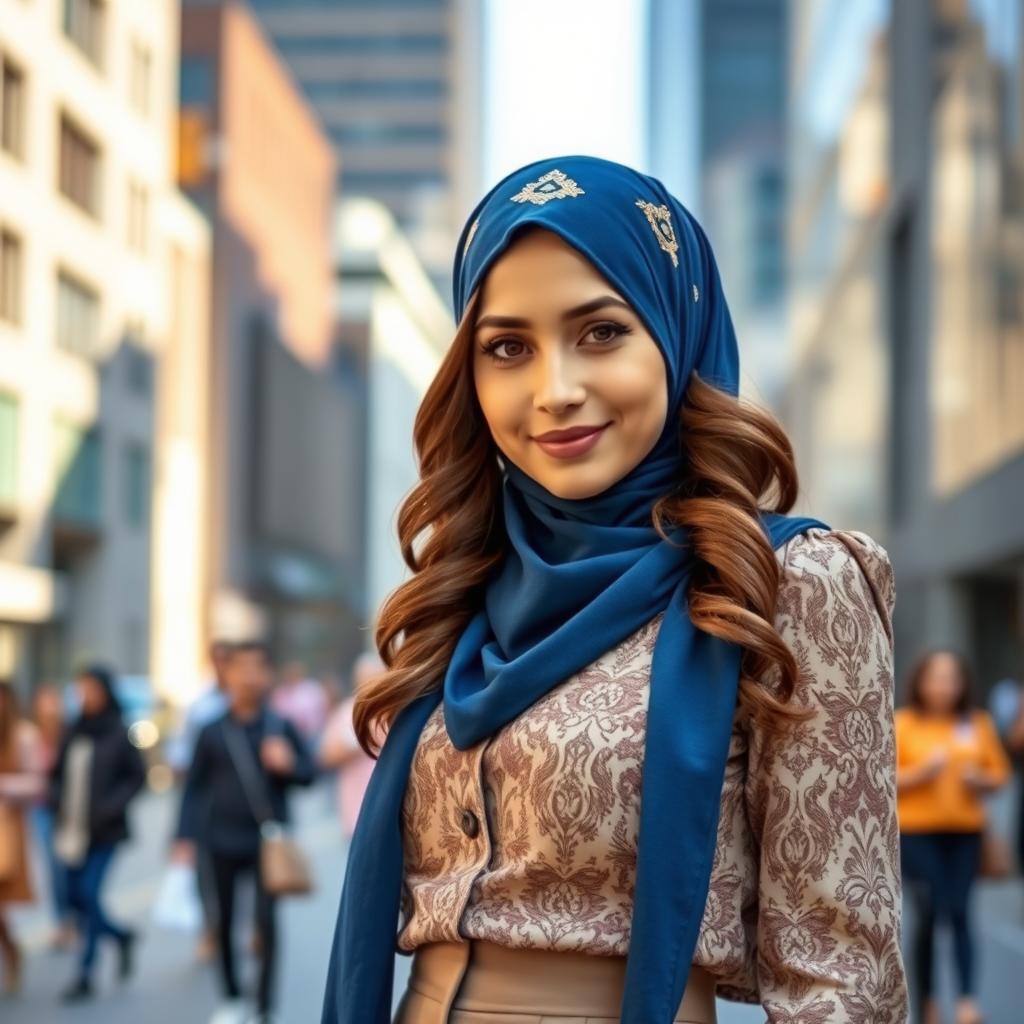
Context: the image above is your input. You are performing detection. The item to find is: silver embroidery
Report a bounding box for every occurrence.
[510,169,585,205]
[693,284,699,302]
[635,199,680,268]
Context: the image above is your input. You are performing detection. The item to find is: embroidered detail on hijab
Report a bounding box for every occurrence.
[635,198,680,267]
[693,285,700,302]
[510,168,586,205]
[464,217,481,254]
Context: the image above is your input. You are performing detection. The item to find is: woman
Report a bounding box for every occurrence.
[51,665,147,1002]
[0,681,45,995]
[29,683,74,948]
[896,651,1010,1024]
[322,156,909,1023]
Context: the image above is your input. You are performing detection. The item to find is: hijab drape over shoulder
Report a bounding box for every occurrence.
[322,156,827,1024]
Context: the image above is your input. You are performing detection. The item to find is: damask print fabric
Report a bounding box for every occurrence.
[398,528,909,1023]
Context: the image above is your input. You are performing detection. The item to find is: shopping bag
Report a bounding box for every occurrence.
[151,862,203,932]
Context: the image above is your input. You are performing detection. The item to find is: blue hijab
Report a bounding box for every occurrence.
[322,156,826,1023]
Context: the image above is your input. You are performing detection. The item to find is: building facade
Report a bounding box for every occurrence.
[786,0,1024,704]
[0,0,210,693]
[245,0,482,280]
[647,0,791,406]
[333,198,452,627]
[179,0,361,675]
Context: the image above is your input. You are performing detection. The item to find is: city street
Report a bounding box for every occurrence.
[2,0,1024,1021]
[4,784,1024,1022]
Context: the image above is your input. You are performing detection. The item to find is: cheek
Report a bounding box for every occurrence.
[602,360,667,435]
[475,367,526,440]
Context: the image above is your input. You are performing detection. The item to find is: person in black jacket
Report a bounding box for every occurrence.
[50,664,146,1002]
[175,641,315,1024]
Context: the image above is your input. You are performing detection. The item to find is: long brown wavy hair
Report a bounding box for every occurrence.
[354,296,815,754]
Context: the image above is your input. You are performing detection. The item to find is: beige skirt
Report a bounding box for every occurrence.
[394,940,718,1024]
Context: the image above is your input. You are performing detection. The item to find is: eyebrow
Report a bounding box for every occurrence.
[475,295,632,331]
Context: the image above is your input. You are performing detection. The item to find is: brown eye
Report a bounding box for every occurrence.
[585,321,631,345]
[481,337,528,363]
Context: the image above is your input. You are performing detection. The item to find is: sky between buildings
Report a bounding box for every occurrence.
[483,0,649,185]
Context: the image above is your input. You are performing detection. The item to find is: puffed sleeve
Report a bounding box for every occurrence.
[745,528,910,1023]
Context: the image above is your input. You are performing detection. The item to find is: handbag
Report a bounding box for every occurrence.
[979,826,1014,880]
[221,719,314,898]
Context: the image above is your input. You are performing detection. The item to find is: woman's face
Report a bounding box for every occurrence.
[918,653,964,714]
[472,229,668,500]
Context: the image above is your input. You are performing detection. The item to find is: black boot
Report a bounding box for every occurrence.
[60,976,93,1003]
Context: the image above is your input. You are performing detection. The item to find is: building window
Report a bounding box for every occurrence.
[59,113,102,217]
[275,33,449,57]
[122,329,153,395]
[342,169,446,189]
[0,393,17,509]
[327,123,447,146]
[126,178,148,254]
[56,269,100,357]
[53,419,101,527]
[303,79,448,101]
[129,38,152,116]
[123,442,149,528]
[0,228,22,325]
[179,57,213,108]
[1,56,26,160]
[63,0,105,68]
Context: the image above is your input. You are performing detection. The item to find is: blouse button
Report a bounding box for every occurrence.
[459,808,480,839]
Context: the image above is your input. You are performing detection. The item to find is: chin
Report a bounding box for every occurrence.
[528,461,623,500]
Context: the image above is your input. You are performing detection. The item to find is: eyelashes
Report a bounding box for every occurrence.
[479,320,633,364]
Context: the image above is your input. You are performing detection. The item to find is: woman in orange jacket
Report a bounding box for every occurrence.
[896,651,1011,1024]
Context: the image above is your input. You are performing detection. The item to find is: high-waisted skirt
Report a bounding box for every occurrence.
[394,940,718,1024]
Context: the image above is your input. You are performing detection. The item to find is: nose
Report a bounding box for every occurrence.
[533,347,586,414]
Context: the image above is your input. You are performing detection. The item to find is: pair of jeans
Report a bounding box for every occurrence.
[65,844,131,978]
[210,849,277,1013]
[900,830,982,1002]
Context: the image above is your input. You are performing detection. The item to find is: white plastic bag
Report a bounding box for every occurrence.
[151,862,203,932]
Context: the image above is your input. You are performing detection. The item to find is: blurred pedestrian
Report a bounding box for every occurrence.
[167,639,233,963]
[987,676,1021,739]
[51,664,147,1003]
[0,681,46,995]
[318,653,384,841]
[29,683,74,949]
[896,650,1011,1024]
[270,661,328,746]
[175,641,315,1024]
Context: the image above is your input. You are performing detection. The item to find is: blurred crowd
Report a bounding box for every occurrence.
[0,642,381,1024]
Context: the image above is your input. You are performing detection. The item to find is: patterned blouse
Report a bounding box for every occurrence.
[398,528,909,1023]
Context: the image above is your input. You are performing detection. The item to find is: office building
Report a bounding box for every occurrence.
[0,0,211,693]
[180,0,359,672]
[246,0,483,278]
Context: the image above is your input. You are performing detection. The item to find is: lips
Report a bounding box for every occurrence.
[531,423,610,459]
[533,425,607,442]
